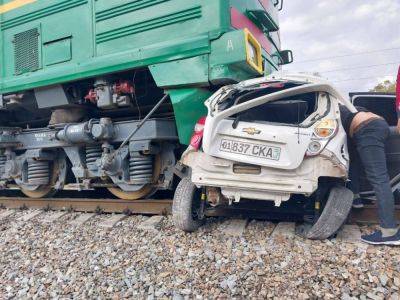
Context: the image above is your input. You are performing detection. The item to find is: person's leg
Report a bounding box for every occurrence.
[348,142,363,207]
[354,120,398,230]
[357,144,397,229]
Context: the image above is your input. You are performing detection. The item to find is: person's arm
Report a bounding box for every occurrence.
[396,66,400,132]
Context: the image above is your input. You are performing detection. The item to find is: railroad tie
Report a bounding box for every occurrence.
[0,209,15,221]
[18,210,43,222]
[270,222,296,241]
[137,216,165,231]
[336,225,362,244]
[99,214,127,229]
[220,219,249,237]
[69,213,96,226]
[41,211,69,224]
[336,225,369,253]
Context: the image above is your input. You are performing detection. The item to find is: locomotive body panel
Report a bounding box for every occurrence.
[1,0,280,94]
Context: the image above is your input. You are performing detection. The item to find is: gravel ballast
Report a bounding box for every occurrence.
[0,210,399,299]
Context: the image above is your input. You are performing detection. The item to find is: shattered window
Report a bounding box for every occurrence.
[230,92,318,125]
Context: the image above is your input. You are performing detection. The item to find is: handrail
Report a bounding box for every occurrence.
[273,0,284,11]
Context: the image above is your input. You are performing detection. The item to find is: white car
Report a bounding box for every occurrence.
[173,74,355,239]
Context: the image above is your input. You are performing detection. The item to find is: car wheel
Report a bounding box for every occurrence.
[172,177,204,232]
[306,185,353,240]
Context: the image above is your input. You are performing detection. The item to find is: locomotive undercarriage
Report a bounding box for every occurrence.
[0,70,180,200]
[0,118,178,199]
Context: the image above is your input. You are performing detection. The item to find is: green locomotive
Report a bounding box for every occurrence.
[0,0,291,199]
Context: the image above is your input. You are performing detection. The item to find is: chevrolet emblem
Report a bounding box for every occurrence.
[242,127,261,135]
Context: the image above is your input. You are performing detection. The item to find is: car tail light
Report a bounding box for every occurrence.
[307,141,322,154]
[314,119,337,139]
[306,119,338,157]
[189,117,207,150]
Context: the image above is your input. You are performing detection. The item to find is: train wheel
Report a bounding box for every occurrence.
[107,185,155,200]
[20,154,67,199]
[172,177,204,232]
[21,185,57,199]
[107,154,162,200]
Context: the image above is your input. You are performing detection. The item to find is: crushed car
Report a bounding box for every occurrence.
[173,74,357,240]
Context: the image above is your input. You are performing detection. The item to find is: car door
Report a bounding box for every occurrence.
[350,93,400,196]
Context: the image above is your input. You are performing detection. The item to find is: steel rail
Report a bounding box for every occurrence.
[0,196,398,224]
[0,197,172,215]
[206,204,400,224]
[349,205,400,224]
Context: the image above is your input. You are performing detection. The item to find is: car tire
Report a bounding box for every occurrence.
[306,185,353,240]
[172,177,204,232]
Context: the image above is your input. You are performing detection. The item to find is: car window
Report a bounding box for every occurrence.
[215,82,301,112]
[353,95,397,126]
[230,92,318,125]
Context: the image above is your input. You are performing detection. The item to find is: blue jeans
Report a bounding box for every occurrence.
[349,119,397,229]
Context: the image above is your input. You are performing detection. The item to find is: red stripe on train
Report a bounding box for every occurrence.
[230,7,272,54]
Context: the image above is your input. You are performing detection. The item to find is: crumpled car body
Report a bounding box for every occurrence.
[182,73,356,207]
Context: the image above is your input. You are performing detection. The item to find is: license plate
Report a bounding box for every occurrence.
[219,139,281,161]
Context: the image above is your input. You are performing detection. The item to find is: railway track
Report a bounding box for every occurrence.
[349,205,400,223]
[0,196,399,224]
[0,197,172,215]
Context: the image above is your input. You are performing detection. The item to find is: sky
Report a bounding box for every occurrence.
[279,0,400,96]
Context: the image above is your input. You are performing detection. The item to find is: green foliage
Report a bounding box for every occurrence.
[370,80,396,93]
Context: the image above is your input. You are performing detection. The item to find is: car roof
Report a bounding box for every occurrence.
[239,72,330,87]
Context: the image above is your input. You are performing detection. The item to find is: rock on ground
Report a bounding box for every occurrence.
[0,211,399,299]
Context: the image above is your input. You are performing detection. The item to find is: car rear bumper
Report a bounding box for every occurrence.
[182,150,347,204]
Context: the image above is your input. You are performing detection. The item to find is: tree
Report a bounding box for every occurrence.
[370,80,396,93]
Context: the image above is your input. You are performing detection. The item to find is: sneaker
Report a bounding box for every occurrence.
[361,229,400,245]
[352,197,364,209]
